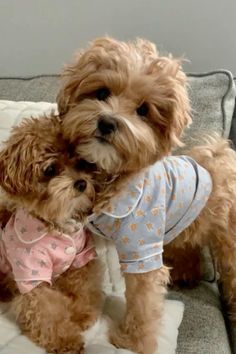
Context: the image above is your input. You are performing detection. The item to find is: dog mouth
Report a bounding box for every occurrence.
[94,135,111,144]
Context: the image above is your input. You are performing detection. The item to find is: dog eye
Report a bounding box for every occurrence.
[136,103,149,117]
[96,88,110,101]
[44,164,58,178]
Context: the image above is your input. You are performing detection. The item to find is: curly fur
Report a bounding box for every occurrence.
[58,36,236,354]
[10,260,103,354]
[58,37,191,174]
[0,116,103,353]
[0,115,95,226]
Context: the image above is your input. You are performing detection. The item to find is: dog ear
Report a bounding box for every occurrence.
[149,56,192,151]
[56,37,118,115]
[57,51,85,115]
[56,36,127,115]
[0,127,35,195]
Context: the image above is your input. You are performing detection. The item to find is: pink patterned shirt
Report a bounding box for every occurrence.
[0,209,96,294]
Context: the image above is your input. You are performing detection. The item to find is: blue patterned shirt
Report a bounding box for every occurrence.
[88,156,212,273]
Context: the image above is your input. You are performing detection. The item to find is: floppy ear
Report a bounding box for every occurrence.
[57,51,85,115]
[56,36,127,114]
[0,131,35,195]
[134,38,191,144]
[148,56,192,151]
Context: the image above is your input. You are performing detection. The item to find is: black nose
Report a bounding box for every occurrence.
[74,179,87,192]
[97,116,117,136]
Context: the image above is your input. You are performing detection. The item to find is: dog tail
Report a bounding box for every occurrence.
[187,134,236,171]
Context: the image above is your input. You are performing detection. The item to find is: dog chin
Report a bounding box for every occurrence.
[75,194,93,213]
[76,138,122,174]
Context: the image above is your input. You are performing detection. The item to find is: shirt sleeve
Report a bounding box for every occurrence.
[6,244,53,294]
[92,207,166,273]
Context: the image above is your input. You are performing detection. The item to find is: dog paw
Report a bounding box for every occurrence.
[47,339,84,354]
[110,326,157,354]
[74,312,99,331]
[56,346,84,354]
[64,350,84,354]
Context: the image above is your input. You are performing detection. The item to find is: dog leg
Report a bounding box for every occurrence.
[10,284,84,353]
[55,259,104,331]
[0,272,19,302]
[110,266,169,354]
[164,242,202,288]
[210,231,236,322]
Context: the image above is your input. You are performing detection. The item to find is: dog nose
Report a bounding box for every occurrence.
[74,179,87,192]
[97,116,117,136]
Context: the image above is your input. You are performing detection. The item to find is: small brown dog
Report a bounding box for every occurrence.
[0,115,103,353]
[57,37,236,354]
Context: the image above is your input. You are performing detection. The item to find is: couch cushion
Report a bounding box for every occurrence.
[183,71,236,147]
[0,76,60,102]
[169,283,232,354]
[229,78,236,146]
[0,297,184,354]
[0,101,57,142]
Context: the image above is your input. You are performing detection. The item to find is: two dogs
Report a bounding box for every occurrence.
[0,37,236,354]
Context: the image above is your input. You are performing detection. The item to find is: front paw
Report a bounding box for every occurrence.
[110,326,157,354]
[72,311,99,331]
[49,343,84,354]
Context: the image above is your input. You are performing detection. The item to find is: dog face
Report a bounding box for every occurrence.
[0,116,95,224]
[58,37,191,174]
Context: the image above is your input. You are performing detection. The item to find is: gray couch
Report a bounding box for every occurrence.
[0,71,236,354]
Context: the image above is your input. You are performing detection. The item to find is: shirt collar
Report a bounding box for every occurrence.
[14,208,48,244]
[100,173,144,218]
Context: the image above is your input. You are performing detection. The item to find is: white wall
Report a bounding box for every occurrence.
[0,0,235,76]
